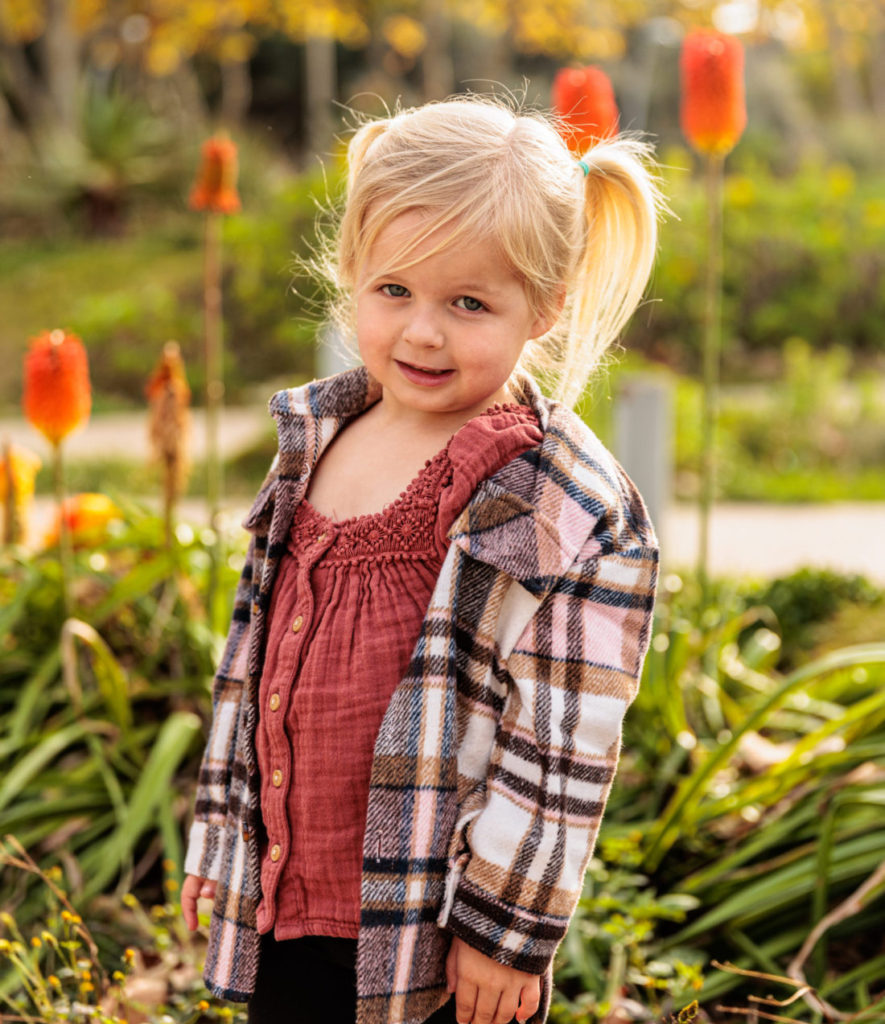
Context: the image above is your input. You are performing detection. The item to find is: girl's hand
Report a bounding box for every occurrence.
[181,874,216,931]
[445,935,541,1024]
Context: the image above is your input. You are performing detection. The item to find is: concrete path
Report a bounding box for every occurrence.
[662,502,885,584]
[4,409,884,583]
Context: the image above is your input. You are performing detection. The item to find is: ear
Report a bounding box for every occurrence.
[529,284,567,339]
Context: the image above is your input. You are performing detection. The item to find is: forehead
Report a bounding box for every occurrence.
[361,209,508,279]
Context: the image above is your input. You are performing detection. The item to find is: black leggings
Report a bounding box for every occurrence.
[247,932,459,1024]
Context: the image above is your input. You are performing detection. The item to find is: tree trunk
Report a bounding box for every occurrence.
[820,2,866,116]
[170,62,210,134]
[870,0,885,119]
[421,3,455,100]
[39,0,80,136]
[0,40,50,134]
[219,58,252,128]
[304,34,336,159]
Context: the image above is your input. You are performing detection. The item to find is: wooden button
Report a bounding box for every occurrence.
[269,693,281,712]
[242,828,251,842]
[291,615,304,633]
[272,769,283,788]
[270,844,281,862]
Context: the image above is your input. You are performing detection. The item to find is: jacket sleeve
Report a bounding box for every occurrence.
[183,536,256,881]
[441,512,658,975]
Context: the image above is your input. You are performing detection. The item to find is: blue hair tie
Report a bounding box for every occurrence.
[577,159,590,177]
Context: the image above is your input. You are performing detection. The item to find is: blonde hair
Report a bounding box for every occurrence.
[332,96,663,408]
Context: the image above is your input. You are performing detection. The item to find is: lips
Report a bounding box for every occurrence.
[396,360,455,387]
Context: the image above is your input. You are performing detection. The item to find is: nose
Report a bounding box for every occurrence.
[402,303,444,349]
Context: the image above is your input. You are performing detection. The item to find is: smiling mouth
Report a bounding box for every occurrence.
[396,360,455,386]
[399,361,449,374]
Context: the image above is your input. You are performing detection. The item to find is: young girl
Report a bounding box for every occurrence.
[181,97,661,1024]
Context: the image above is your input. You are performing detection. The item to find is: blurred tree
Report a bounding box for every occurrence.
[2,0,882,166]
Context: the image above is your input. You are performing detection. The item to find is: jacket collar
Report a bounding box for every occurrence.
[244,367,613,598]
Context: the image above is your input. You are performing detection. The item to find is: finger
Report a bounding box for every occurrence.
[516,981,541,1023]
[201,880,217,899]
[454,979,478,1024]
[445,941,458,994]
[473,987,501,1024]
[181,893,197,931]
[494,990,519,1024]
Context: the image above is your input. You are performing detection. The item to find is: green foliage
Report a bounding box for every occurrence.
[552,833,703,1021]
[0,507,242,932]
[0,839,245,1023]
[743,568,883,670]
[596,573,885,1018]
[644,154,885,371]
[668,336,885,501]
[0,165,328,409]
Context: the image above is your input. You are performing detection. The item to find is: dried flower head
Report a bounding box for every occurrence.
[189,135,241,214]
[552,66,619,153]
[23,329,91,445]
[680,30,747,156]
[146,341,191,505]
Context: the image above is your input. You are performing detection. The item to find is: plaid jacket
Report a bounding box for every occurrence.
[184,366,658,1024]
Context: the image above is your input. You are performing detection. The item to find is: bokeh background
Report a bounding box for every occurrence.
[1,2,884,1022]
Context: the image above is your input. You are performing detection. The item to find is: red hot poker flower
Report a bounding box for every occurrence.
[23,329,92,445]
[680,29,747,157]
[552,66,619,153]
[189,135,241,214]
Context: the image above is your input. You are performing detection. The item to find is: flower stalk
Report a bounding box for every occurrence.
[190,135,240,620]
[680,30,746,597]
[23,329,92,614]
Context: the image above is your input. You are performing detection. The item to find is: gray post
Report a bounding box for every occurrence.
[613,374,672,535]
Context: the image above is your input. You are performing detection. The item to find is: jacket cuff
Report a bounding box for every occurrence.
[442,874,566,976]
[184,820,226,881]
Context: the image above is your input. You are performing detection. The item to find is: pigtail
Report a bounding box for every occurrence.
[558,137,663,408]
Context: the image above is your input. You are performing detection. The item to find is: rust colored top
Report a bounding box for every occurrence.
[255,404,542,940]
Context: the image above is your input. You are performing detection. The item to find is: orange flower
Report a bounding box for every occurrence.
[44,492,121,549]
[23,330,92,445]
[552,66,619,153]
[680,30,747,157]
[189,135,241,214]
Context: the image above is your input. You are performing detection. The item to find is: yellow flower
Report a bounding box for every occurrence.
[164,877,180,892]
[48,974,61,988]
[31,936,42,948]
[0,442,41,544]
[123,947,136,965]
[198,1000,210,1011]
[122,893,138,908]
[112,970,126,983]
[0,939,11,953]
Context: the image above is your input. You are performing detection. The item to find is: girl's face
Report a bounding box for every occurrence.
[355,210,553,429]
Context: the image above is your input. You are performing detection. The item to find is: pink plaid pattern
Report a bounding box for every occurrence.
[184,368,658,1023]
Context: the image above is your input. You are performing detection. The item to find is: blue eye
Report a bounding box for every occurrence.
[381,284,409,298]
[455,295,484,312]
